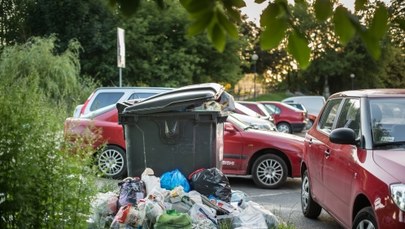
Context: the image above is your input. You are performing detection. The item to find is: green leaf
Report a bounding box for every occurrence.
[255,0,266,3]
[314,0,333,21]
[187,11,214,36]
[208,23,226,52]
[216,11,239,38]
[360,31,381,59]
[260,19,288,50]
[260,3,282,28]
[180,0,215,14]
[287,31,310,69]
[354,0,367,11]
[333,6,356,45]
[369,5,388,40]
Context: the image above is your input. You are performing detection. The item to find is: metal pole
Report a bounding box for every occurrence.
[119,67,122,87]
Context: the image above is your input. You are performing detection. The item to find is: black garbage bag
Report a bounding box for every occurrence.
[188,168,232,203]
[117,177,146,209]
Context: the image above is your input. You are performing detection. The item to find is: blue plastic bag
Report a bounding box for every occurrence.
[160,169,190,192]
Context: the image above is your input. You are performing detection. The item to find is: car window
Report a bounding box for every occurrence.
[128,92,158,100]
[318,99,342,134]
[335,99,360,138]
[90,92,124,111]
[263,104,279,114]
[370,98,405,145]
[235,103,261,117]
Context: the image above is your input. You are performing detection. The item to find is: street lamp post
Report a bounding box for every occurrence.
[252,53,259,100]
[350,73,355,90]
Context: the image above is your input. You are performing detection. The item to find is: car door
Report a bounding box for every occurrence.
[222,122,245,174]
[306,98,342,202]
[321,98,360,224]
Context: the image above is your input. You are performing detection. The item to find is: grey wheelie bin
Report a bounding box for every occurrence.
[117,83,234,177]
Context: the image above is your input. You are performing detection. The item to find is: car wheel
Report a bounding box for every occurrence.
[353,207,377,229]
[97,145,127,179]
[277,122,292,133]
[251,154,287,189]
[301,170,322,218]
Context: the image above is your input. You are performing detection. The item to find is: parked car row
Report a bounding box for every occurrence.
[65,103,304,188]
[65,86,405,228]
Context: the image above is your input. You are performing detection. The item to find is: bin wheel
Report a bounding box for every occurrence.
[252,154,287,189]
[96,145,127,179]
[277,122,292,133]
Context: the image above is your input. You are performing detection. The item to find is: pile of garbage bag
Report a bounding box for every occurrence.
[88,167,279,229]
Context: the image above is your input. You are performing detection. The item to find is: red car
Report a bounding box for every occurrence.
[65,105,304,188]
[301,89,405,228]
[259,101,307,133]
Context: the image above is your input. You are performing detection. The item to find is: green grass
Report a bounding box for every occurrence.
[246,92,290,102]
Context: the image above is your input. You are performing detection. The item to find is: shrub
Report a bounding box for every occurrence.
[0,37,97,228]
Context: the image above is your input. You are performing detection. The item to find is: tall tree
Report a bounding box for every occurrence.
[118,0,243,87]
[23,0,119,83]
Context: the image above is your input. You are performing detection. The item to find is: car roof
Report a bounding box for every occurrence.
[329,89,405,99]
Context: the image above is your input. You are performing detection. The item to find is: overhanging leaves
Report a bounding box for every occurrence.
[287,31,310,69]
[260,20,288,50]
[333,6,356,45]
[207,23,226,52]
[314,0,333,21]
[369,5,388,40]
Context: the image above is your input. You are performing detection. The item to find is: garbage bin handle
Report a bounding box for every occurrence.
[164,120,179,138]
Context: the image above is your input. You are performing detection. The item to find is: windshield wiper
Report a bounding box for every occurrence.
[373,141,405,148]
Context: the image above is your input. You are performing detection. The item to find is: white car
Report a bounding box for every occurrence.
[73,87,173,117]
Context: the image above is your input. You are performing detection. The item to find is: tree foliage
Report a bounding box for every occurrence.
[114,0,243,87]
[0,37,97,227]
[110,0,399,69]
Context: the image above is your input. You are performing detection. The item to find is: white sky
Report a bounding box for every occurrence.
[241,0,391,25]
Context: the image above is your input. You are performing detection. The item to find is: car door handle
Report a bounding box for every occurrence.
[324,149,330,157]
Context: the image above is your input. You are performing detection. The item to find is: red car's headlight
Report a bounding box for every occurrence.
[390,183,405,211]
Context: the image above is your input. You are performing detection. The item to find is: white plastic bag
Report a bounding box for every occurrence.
[141,168,161,195]
[232,201,268,229]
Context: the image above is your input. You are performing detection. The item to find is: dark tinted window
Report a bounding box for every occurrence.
[90,92,124,111]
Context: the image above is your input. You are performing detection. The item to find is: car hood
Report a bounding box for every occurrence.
[245,128,305,144]
[373,150,405,183]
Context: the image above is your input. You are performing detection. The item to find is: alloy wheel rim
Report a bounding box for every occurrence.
[98,149,124,176]
[256,159,283,185]
[278,124,289,133]
[356,219,375,229]
[302,176,310,209]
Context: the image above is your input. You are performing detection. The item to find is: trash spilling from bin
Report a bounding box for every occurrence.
[88,167,280,229]
[89,83,280,228]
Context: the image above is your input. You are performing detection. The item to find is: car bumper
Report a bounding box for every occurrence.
[291,123,306,133]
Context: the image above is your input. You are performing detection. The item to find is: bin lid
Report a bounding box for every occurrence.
[120,83,228,114]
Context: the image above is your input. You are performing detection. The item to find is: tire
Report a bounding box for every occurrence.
[96,145,127,179]
[353,207,377,229]
[301,170,322,218]
[277,122,292,133]
[251,154,288,189]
